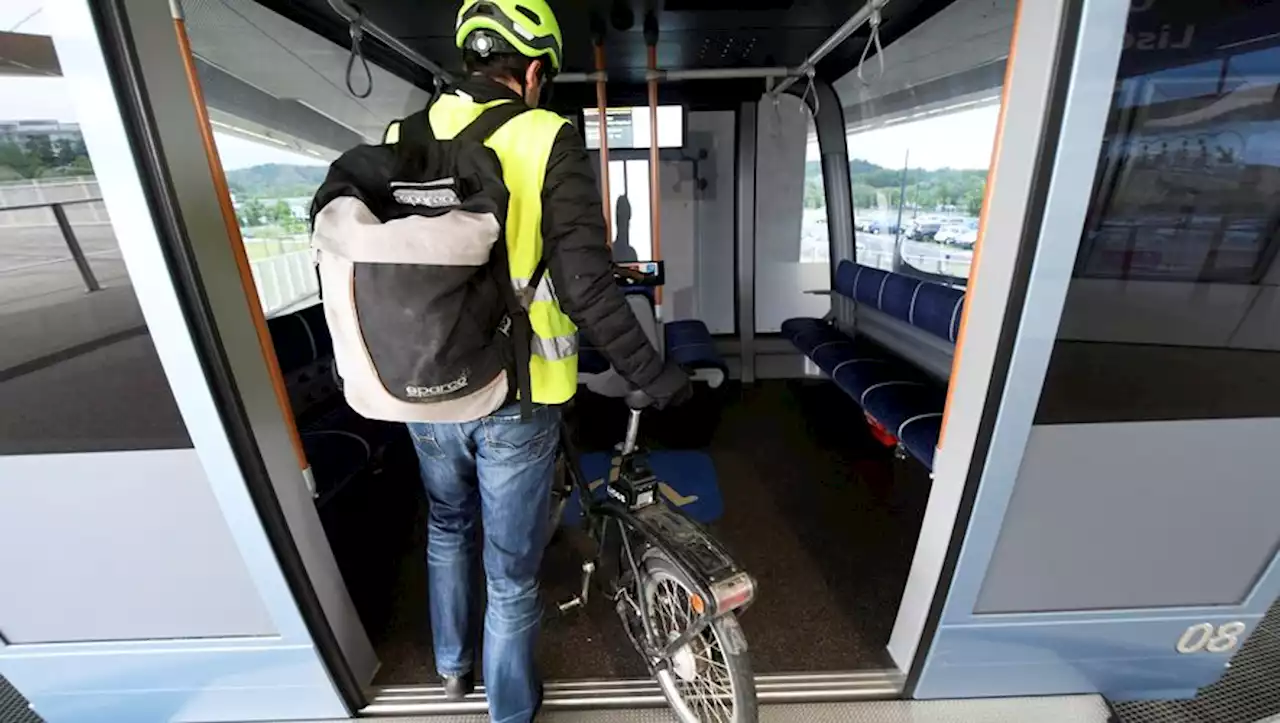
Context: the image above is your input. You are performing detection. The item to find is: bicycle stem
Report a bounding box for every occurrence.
[622,408,642,455]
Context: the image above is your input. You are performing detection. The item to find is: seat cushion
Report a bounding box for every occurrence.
[665,320,726,373]
[910,281,965,343]
[831,356,908,400]
[300,404,404,500]
[898,411,944,469]
[578,346,610,375]
[880,273,923,324]
[861,381,946,438]
[853,266,889,308]
[834,259,860,298]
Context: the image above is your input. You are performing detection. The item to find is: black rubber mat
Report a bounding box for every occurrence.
[372,380,931,684]
[1110,595,1280,723]
[0,676,41,723]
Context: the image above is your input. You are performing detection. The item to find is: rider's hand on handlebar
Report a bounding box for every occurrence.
[643,362,694,410]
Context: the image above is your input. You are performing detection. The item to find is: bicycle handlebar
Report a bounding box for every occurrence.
[625,389,654,411]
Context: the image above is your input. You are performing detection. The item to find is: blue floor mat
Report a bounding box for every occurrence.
[561,450,723,525]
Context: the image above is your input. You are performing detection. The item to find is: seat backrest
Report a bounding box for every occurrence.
[833,259,964,345]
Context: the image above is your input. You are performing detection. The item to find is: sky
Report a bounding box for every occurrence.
[810,103,1001,171]
[2,2,322,171]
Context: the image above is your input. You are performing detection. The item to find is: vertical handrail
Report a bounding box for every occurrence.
[51,202,101,293]
[171,2,314,493]
[646,42,662,304]
[594,43,612,244]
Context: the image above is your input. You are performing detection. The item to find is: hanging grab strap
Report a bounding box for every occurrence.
[857,5,885,85]
[346,10,373,98]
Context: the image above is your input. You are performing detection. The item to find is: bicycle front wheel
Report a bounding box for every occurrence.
[641,549,757,723]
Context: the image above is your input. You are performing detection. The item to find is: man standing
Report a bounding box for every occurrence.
[402,2,692,721]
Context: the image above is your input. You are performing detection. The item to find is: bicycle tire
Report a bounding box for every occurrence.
[640,548,757,723]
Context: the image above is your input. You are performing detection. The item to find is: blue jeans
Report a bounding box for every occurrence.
[407,403,560,723]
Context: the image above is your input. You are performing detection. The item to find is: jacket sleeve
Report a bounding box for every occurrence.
[540,124,666,389]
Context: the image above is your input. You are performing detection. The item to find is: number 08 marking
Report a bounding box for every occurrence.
[1176,622,1246,654]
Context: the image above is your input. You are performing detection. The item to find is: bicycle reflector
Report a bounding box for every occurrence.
[709,572,756,614]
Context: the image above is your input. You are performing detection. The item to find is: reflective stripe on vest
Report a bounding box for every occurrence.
[423,92,578,404]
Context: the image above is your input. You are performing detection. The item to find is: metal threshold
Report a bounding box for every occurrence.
[362,670,904,716]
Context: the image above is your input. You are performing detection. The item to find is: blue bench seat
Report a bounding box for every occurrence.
[665,319,727,388]
[783,260,964,470]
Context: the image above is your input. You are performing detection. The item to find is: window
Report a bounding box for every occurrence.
[1035,2,1280,426]
[0,8,190,455]
[843,101,1000,287]
[1074,44,1280,284]
[182,0,431,317]
[215,132,327,316]
[606,158,654,261]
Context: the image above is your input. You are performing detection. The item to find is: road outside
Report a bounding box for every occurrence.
[0,222,127,313]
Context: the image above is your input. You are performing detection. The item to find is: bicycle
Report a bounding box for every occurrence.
[548,390,759,723]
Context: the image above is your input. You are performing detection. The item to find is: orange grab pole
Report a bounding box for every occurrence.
[594,43,612,244]
[173,13,312,482]
[647,44,662,303]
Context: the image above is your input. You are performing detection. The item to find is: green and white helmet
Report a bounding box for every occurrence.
[455,0,563,74]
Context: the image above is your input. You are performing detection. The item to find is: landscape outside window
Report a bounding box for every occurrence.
[215,134,329,316]
[802,101,1001,286]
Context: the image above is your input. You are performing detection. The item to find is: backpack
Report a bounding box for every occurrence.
[310,101,544,423]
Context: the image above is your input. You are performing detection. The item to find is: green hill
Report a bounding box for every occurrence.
[806,159,988,215]
[225,163,328,200]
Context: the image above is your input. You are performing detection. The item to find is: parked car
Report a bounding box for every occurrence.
[909,219,942,241]
[953,228,979,249]
[935,222,968,244]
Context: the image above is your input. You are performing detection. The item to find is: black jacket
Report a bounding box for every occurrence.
[458,78,670,392]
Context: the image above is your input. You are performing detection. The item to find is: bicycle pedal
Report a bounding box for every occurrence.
[557,596,584,614]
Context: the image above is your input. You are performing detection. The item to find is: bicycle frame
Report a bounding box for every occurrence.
[555,420,755,666]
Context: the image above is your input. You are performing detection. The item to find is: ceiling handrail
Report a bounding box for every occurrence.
[773,0,889,97]
[327,0,457,87]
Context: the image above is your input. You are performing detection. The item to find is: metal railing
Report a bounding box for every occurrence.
[1,196,319,315]
[0,197,106,293]
[246,246,320,316]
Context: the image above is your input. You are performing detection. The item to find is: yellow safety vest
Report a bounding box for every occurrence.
[384,95,579,405]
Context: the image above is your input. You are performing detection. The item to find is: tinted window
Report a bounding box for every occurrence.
[844,103,998,287]
[1036,1,1280,424]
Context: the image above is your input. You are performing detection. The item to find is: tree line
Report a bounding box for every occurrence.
[0,134,93,180]
[235,198,308,234]
[805,159,988,216]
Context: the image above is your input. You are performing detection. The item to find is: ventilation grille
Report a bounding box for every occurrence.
[696,33,762,66]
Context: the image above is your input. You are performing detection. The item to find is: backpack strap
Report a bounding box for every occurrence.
[453,101,540,421]
[455,101,531,145]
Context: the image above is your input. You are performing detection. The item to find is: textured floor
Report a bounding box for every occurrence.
[1110,594,1280,723]
[0,676,41,723]
[335,695,1113,722]
[371,380,931,684]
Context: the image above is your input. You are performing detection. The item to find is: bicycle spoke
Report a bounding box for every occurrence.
[647,567,739,723]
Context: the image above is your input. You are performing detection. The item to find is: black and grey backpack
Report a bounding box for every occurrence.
[310,102,545,423]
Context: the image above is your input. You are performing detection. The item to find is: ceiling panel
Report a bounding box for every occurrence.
[185,0,430,146]
[255,0,958,109]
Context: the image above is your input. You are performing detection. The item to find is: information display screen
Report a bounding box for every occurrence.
[583,106,684,150]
